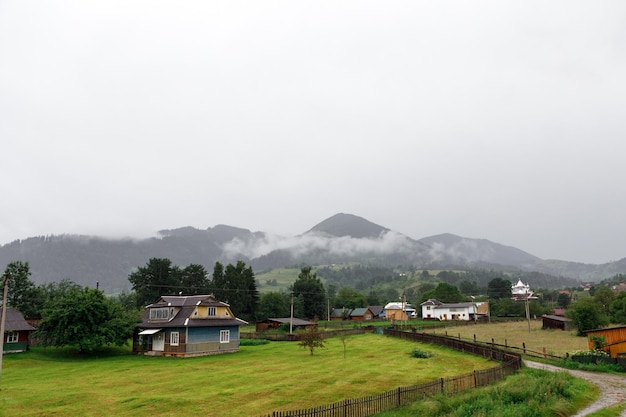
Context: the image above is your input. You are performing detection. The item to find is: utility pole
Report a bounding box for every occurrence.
[525,291,531,333]
[289,292,294,335]
[0,272,10,383]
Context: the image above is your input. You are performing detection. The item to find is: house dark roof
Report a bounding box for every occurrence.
[330,308,351,318]
[350,308,369,316]
[265,318,316,326]
[368,306,384,316]
[2,308,36,332]
[139,295,247,329]
[148,295,229,308]
[542,315,571,323]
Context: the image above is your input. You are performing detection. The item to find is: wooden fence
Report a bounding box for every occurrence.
[242,328,367,342]
[394,322,564,360]
[261,330,522,417]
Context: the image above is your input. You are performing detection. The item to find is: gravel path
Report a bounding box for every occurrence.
[524,360,626,417]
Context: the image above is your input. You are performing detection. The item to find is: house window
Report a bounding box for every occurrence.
[208,307,216,317]
[170,332,179,346]
[6,331,18,343]
[220,330,230,343]
[149,307,170,321]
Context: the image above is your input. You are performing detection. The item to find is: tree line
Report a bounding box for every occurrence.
[4,258,626,353]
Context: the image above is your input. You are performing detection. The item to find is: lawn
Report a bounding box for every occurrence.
[426,319,589,357]
[0,333,495,417]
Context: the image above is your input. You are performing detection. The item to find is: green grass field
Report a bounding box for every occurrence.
[0,334,495,417]
[428,319,589,357]
[256,267,303,293]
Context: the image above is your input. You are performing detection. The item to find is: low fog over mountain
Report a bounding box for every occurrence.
[1,213,624,291]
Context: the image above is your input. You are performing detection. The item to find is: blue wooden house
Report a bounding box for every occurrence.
[133,295,248,358]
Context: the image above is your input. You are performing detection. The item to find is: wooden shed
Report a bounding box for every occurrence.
[584,325,626,358]
[541,314,573,331]
[255,318,317,332]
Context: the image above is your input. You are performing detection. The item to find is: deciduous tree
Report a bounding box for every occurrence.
[567,298,610,336]
[610,292,626,324]
[298,328,326,355]
[36,285,140,352]
[487,278,512,300]
[257,292,290,321]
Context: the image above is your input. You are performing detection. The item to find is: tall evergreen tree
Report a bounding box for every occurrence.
[3,261,38,318]
[291,266,326,320]
[211,261,259,322]
[128,258,181,307]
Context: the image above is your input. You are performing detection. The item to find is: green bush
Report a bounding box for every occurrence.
[410,348,432,359]
[239,338,270,346]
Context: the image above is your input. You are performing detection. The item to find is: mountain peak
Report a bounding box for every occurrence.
[306,213,389,239]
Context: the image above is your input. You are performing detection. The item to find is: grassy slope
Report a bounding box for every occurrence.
[0,334,494,417]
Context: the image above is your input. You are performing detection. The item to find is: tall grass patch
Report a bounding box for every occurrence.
[375,367,597,417]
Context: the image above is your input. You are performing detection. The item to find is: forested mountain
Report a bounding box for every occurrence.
[1,213,624,292]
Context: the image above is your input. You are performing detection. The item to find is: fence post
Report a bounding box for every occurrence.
[473,370,477,387]
[474,334,476,343]
[543,347,547,358]
[523,342,526,354]
[440,377,445,394]
[397,387,401,406]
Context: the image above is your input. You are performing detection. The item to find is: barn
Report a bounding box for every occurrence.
[541,314,573,331]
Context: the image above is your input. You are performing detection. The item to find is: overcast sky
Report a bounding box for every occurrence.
[1,1,625,264]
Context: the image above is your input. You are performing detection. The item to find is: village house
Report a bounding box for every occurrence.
[368,305,384,319]
[133,294,247,358]
[1,308,35,353]
[420,299,489,321]
[349,307,375,321]
[330,308,352,321]
[384,301,416,322]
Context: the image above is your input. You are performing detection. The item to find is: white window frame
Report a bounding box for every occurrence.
[149,307,170,321]
[207,307,216,317]
[220,330,230,343]
[6,331,18,343]
[170,331,179,346]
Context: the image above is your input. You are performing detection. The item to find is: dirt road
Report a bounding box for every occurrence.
[524,360,626,417]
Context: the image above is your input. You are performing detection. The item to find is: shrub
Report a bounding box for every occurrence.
[240,339,270,346]
[410,348,432,359]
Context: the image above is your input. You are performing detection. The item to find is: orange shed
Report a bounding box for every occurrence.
[584,325,626,358]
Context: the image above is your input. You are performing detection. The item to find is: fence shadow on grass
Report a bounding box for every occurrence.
[261,329,522,417]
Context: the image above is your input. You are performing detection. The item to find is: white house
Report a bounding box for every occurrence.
[420,299,489,321]
[384,301,416,321]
